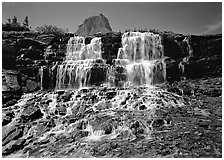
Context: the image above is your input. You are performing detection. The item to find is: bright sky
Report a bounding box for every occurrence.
[2,2,222,35]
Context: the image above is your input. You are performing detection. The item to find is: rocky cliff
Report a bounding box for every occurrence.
[75,14,113,36]
[2,30,222,158]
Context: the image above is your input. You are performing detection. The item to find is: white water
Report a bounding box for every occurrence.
[114,32,166,86]
[117,32,163,61]
[40,32,167,90]
[66,36,102,60]
[55,36,106,89]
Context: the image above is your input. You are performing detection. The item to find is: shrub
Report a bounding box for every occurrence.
[35,24,67,36]
[2,16,30,32]
[2,23,30,31]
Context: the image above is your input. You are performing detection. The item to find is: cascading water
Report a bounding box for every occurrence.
[55,36,108,89]
[40,32,166,90]
[6,32,189,158]
[111,32,166,86]
[66,36,102,60]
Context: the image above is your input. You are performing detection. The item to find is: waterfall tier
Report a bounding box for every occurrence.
[56,59,108,89]
[111,32,166,86]
[66,36,102,61]
[55,36,107,89]
[117,32,164,61]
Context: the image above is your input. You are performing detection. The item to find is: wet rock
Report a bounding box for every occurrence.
[77,120,87,130]
[131,121,140,129]
[2,39,17,69]
[167,87,183,96]
[103,124,113,135]
[56,90,65,95]
[18,47,44,60]
[165,58,182,83]
[139,104,147,110]
[198,120,209,128]
[3,99,18,108]
[2,111,15,126]
[26,79,39,92]
[57,104,67,116]
[203,88,222,97]
[36,34,56,46]
[101,32,122,62]
[61,91,73,102]
[69,130,89,142]
[2,70,22,104]
[3,138,26,156]
[106,91,117,99]
[2,122,24,146]
[21,105,43,122]
[3,70,20,90]
[182,55,221,79]
[163,33,185,60]
[152,119,165,128]
[19,66,40,78]
[17,38,46,50]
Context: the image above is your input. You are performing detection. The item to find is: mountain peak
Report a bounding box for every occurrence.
[99,13,105,17]
[75,14,113,36]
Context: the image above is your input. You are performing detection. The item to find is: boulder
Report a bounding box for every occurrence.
[182,55,221,79]
[26,79,39,92]
[2,39,18,69]
[106,91,117,99]
[2,70,22,104]
[21,105,43,122]
[57,104,67,116]
[2,121,24,146]
[2,138,26,156]
[17,38,46,50]
[19,46,44,60]
[164,58,182,82]
[101,32,122,62]
[2,110,15,126]
[44,44,65,61]
[36,34,56,46]
[162,33,185,60]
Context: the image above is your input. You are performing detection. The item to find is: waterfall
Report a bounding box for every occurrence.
[66,36,102,61]
[111,32,166,86]
[40,32,166,90]
[55,36,107,89]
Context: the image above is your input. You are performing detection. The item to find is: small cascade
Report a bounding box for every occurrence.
[183,36,193,58]
[179,36,194,76]
[55,36,108,89]
[117,32,163,61]
[66,36,102,60]
[39,63,58,90]
[110,32,166,86]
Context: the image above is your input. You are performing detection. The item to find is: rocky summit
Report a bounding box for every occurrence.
[75,14,113,36]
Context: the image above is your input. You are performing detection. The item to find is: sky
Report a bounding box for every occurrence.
[2,2,222,35]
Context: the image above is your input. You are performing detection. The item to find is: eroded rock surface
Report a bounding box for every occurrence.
[2,78,222,157]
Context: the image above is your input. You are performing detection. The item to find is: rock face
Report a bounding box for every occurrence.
[2,77,222,158]
[75,14,113,36]
[2,30,222,100]
[1,28,222,158]
[2,39,18,69]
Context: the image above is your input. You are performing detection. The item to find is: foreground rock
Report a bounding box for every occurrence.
[2,77,222,158]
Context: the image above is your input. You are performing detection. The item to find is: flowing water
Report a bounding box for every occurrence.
[109,32,166,86]
[5,32,188,157]
[40,32,166,89]
[55,36,108,89]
